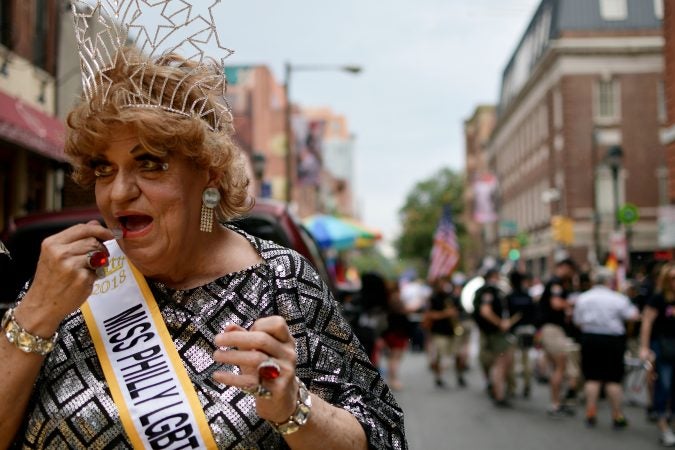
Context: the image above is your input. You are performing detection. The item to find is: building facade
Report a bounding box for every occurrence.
[487,0,666,277]
[225,65,288,201]
[0,0,68,233]
[297,106,355,219]
[463,105,497,273]
[660,0,675,251]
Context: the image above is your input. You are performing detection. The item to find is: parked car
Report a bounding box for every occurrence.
[1,198,335,309]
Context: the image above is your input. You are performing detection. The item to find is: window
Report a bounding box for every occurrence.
[553,89,563,130]
[33,0,48,70]
[655,0,664,20]
[595,78,620,121]
[0,0,12,48]
[599,0,628,21]
[657,80,667,123]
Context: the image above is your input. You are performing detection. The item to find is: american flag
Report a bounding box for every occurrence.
[427,205,460,281]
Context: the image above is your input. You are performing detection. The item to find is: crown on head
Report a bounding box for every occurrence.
[71,0,234,131]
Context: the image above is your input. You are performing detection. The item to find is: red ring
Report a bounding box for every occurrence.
[258,359,281,380]
[87,250,109,269]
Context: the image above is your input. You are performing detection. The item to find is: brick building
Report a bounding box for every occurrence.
[225,65,288,201]
[660,0,675,251]
[486,0,666,277]
[225,66,356,218]
[463,105,497,272]
[297,106,356,218]
[0,0,69,233]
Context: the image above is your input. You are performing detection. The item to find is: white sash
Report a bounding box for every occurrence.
[82,240,217,449]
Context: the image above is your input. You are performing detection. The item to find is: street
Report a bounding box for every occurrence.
[392,332,661,450]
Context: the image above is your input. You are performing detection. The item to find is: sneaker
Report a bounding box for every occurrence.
[457,375,467,388]
[559,404,576,416]
[661,429,675,447]
[612,416,628,429]
[494,398,513,408]
[563,389,578,407]
[435,378,447,388]
[586,415,597,427]
[522,386,531,398]
[547,406,568,418]
[648,407,660,423]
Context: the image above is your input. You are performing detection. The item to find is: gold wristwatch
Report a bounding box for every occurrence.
[2,308,58,355]
[270,377,312,435]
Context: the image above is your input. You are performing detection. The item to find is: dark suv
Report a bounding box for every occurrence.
[1,198,334,307]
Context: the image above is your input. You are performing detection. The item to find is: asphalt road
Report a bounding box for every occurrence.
[390,330,663,450]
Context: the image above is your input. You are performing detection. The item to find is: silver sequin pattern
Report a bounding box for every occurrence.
[14,229,407,449]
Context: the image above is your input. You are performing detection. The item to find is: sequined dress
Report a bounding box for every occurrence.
[14,231,407,449]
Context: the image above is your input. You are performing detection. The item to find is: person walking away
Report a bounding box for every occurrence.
[573,268,639,428]
[633,261,664,422]
[426,278,460,388]
[475,269,518,407]
[400,277,431,352]
[640,261,675,446]
[451,280,471,387]
[507,270,537,398]
[381,281,413,391]
[538,258,580,417]
[351,272,390,365]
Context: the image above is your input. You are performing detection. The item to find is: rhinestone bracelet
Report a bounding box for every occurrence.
[2,308,58,356]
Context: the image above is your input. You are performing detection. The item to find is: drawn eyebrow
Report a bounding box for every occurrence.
[129,144,145,156]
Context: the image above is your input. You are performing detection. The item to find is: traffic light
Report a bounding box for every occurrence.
[507,248,521,261]
[562,217,574,244]
[551,215,574,245]
[551,216,564,242]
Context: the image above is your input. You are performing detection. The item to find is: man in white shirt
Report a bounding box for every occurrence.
[573,268,639,428]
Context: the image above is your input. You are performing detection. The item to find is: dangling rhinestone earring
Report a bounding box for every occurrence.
[200,187,221,232]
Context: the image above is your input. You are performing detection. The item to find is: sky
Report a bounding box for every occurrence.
[131,0,542,246]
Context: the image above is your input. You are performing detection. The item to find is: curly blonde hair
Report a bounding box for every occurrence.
[65,47,252,221]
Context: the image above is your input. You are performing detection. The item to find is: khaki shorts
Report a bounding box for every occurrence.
[540,324,580,379]
[431,334,457,357]
[485,331,516,356]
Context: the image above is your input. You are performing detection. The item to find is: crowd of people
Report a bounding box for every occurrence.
[339,258,675,447]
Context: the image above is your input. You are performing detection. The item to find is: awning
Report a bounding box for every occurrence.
[0,90,66,161]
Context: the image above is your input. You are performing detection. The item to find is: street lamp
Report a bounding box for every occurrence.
[605,145,623,230]
[283,63,362,203]
[252,152,266,197]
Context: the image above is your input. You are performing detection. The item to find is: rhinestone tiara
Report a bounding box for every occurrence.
[71,0,234,131]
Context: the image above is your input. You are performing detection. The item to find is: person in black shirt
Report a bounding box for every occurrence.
[538,258,580,417]
[427,278,461,388]
[640,261,675,446]
[475,269,518,407]
[507,270,536,398]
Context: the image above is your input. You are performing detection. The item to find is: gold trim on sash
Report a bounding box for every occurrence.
[82,240,218,449]
[82,302,145,448]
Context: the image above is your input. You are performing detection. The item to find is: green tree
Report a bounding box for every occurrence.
[395,167,465,274]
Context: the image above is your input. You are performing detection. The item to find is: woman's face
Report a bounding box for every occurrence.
[93,126,210,277]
